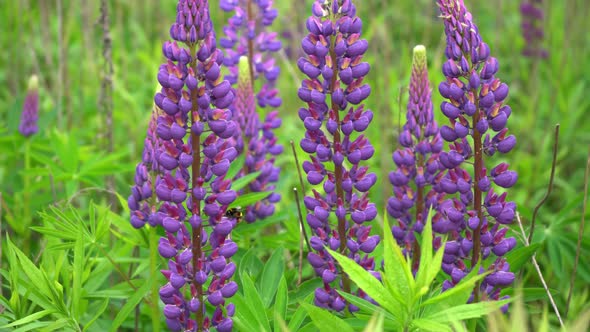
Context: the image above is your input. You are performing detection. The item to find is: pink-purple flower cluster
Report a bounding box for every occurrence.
[298,0,379,311]
[128,1,240,330]
[18,75,39,138]
[219,0,283,223]
[520,0,548,58]
[387,45,444,261]
[436,0,517,304]
[219,0,281,108]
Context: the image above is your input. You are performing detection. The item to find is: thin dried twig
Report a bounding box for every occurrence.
[99,0,116,208]
[529,124,560,244]
[294,188,305,285]
[565,147,590,318]
[291,141,311,253]
[516,212,564,327]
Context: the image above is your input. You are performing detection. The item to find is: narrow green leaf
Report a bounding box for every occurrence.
[415,209,435,288]
[226,154,246,180]
[232,294,262,332]
[7,237,54,301]
[273,276,288,332]
[301,303,354,332]
[83,299,109,331]
[411,318,453,332]
[382,215,413,304]
[231,171,262,192]
[338,292,399,326]
[72,230,84,320]
[362,311,385,332]
[11,322,53,332]
[420,266,487,308]
[258,247,284,308]
[230,192,272,209]
[287,294,313,332]
[425,299,510,322]
[505,243,540,271]
[326,248,398,314]
[241,274,271,332]
[109,279,152,332]
[0,309,56,328]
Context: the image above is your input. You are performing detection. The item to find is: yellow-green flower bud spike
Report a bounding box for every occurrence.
[27,75,39,91]
[238,56,252,90]
[412,45,427,75]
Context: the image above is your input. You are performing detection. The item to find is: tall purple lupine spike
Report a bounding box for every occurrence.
[219,0,281,108]
[520,0,548,58]
[298,0,379,311]
[219,0,283,223]
[128,1,239,331]
[436,0,517,305]
[232,56,282,221]
[387,45,444,267]
[19,75,39,137]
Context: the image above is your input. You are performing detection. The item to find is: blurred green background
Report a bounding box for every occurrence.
[1,0,589,330]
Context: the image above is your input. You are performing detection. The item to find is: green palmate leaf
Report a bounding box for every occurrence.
[382,214,412,305]
[505,243,540,271]
[240,274,271,332]
[273,276,288,332]
[258,247,285,308]
[288,294,314,332]
[231,171,262,192]
[326,248,399,314]
[109,279,153,332]
[301,303,354,332]
[230,191,272,209]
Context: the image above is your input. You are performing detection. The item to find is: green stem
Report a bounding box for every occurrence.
[23,139,32,256]
[149,226,161,332]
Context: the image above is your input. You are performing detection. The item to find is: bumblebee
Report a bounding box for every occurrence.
[225,207,243,224]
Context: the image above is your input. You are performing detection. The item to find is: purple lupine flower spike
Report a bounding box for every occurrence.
[128,100,165,229]
[387,45,444,266]
[220,0,283,223]
[19,75,39,137]
[520,0,548,58]
[298,0,379,312]
[219,0,282,108]
[437,0,517,305]
[130,1,239,331]
[232,56,282,221]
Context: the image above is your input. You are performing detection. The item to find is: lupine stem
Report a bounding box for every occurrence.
[189,43,204,331]
[148,226,161,332]
[328,36,351,295]
[23,139,31,256]
[471,92,483,302]
[246,0,256,85]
